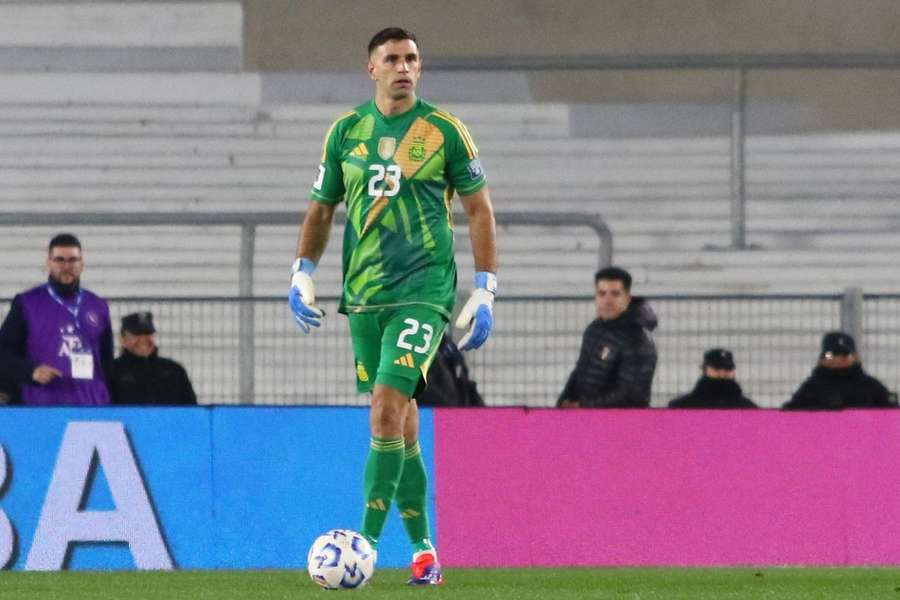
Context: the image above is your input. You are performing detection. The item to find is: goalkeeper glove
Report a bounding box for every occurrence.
[455,271,497,351]
[289,258,324,333]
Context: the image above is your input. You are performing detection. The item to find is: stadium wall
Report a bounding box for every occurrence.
[436,408,900,567]
[0,407,435,570]
[2,407,898,570]
[243,0,900,129]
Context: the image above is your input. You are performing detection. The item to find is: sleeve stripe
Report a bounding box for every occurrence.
[431,111,477,159]
[319,110,356,163]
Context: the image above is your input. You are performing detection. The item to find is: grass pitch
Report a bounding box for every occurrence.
[2,567,900,599]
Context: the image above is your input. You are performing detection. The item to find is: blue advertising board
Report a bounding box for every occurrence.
[0,407,436,570]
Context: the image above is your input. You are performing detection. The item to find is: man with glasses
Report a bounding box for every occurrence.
[0,233,113,405]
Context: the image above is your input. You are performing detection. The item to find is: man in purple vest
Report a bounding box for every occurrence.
[0,233,113,405]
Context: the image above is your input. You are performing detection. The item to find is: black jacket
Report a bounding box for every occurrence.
[416,336,484,407]
[558,297,658,408]
[668,377,757,409]
[109,348,197,406]
[783,363,894,410]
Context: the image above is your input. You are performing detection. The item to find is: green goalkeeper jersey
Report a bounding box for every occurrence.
[310,98,487,317]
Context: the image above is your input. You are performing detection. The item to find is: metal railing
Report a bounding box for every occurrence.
[428,52,900,250]
[3,292,896,409]
[0,211,613,400]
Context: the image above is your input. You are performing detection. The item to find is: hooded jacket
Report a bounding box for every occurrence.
[109,348,197,406]
[668,377,757,409]
[783,363,894,410]
[558,297,658,408]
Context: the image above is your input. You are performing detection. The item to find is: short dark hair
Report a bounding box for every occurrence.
[594,266,632,291]
[367,27,417,55]
[48,233,82,253]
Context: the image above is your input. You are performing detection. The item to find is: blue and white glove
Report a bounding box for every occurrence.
[289,258,324,333]
[455,271,497,351]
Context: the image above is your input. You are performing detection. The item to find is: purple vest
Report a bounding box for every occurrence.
[18,284,111,406]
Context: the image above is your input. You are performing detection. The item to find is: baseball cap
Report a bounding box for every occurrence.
[703,348,735,370]
[121,311,156,335]
[821,331,855,358]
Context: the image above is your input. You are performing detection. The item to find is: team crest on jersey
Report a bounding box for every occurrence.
[408,136,427,162]
[377,137,397,160]
[356,361,370,383]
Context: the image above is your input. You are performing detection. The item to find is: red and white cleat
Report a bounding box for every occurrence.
[407,550,443,585]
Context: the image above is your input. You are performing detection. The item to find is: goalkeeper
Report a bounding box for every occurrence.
[289,27,497,586]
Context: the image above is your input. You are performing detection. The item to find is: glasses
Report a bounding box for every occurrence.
[50,257,82,265]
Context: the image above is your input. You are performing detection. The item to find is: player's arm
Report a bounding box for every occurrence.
[289,201,335,334]
[455,187,498,351]
[289,111,347,335]
[459,187,497,274]
[296,200,336,264]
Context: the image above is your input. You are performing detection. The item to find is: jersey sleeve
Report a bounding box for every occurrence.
[442,117,487,197]
[310,116,348,204]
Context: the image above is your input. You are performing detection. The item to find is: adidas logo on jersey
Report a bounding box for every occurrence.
[350,143,368,158]
[393,353,415,368]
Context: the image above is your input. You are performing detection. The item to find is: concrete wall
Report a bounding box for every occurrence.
[243,0,900,71]
[243,0,900,129]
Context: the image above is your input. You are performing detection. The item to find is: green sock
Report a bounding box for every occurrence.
[362,436,405,548]
[395,441,433,552]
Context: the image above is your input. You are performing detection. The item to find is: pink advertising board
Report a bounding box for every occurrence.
[434,408,900,567]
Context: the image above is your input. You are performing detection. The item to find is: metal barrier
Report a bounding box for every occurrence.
[0,211,613,401]
[2,292,897,409]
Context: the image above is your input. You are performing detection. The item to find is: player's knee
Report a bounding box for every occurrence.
[371,394,408,437]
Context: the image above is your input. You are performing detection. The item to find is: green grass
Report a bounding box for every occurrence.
[2,568,900,599]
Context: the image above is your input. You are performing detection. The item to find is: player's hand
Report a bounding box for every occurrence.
[32,365,62,385]
[455,272,497,351]
[289,258,324,334]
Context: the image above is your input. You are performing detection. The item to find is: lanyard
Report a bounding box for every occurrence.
[45,284,83,325]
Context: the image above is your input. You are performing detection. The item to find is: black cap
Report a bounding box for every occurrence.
[821,331,855,358]
[121,312,156,335]
[703,348,735,370]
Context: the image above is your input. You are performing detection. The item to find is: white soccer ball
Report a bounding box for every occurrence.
[307,529,376,590]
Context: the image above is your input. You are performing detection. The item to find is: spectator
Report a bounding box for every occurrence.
[416,334,484,407]
[0,378,19,405]
[668,348,757,409]
[783,331,895,410]
[109,312,197,406]
[0,233,113,406]
[557,266,657,408]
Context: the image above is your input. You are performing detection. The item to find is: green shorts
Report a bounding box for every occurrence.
[348,306,448,398]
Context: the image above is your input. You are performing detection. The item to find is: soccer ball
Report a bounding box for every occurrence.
[307,529,376,590]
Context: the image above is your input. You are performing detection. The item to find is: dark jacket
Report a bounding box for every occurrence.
[557,297,658,408]
[417,335,484,407]
[782,363,894,410]
[668,377,757,409]
[0,378,20,405]
[109,348,197,406]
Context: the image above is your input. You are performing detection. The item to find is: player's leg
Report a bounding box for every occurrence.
[350,312,408,551]
[361,383,410,548]
[398,399,443,585]
[374,306,445,584]
[397,400,432,552]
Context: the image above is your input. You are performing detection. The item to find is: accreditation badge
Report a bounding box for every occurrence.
[70,352,94,380]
